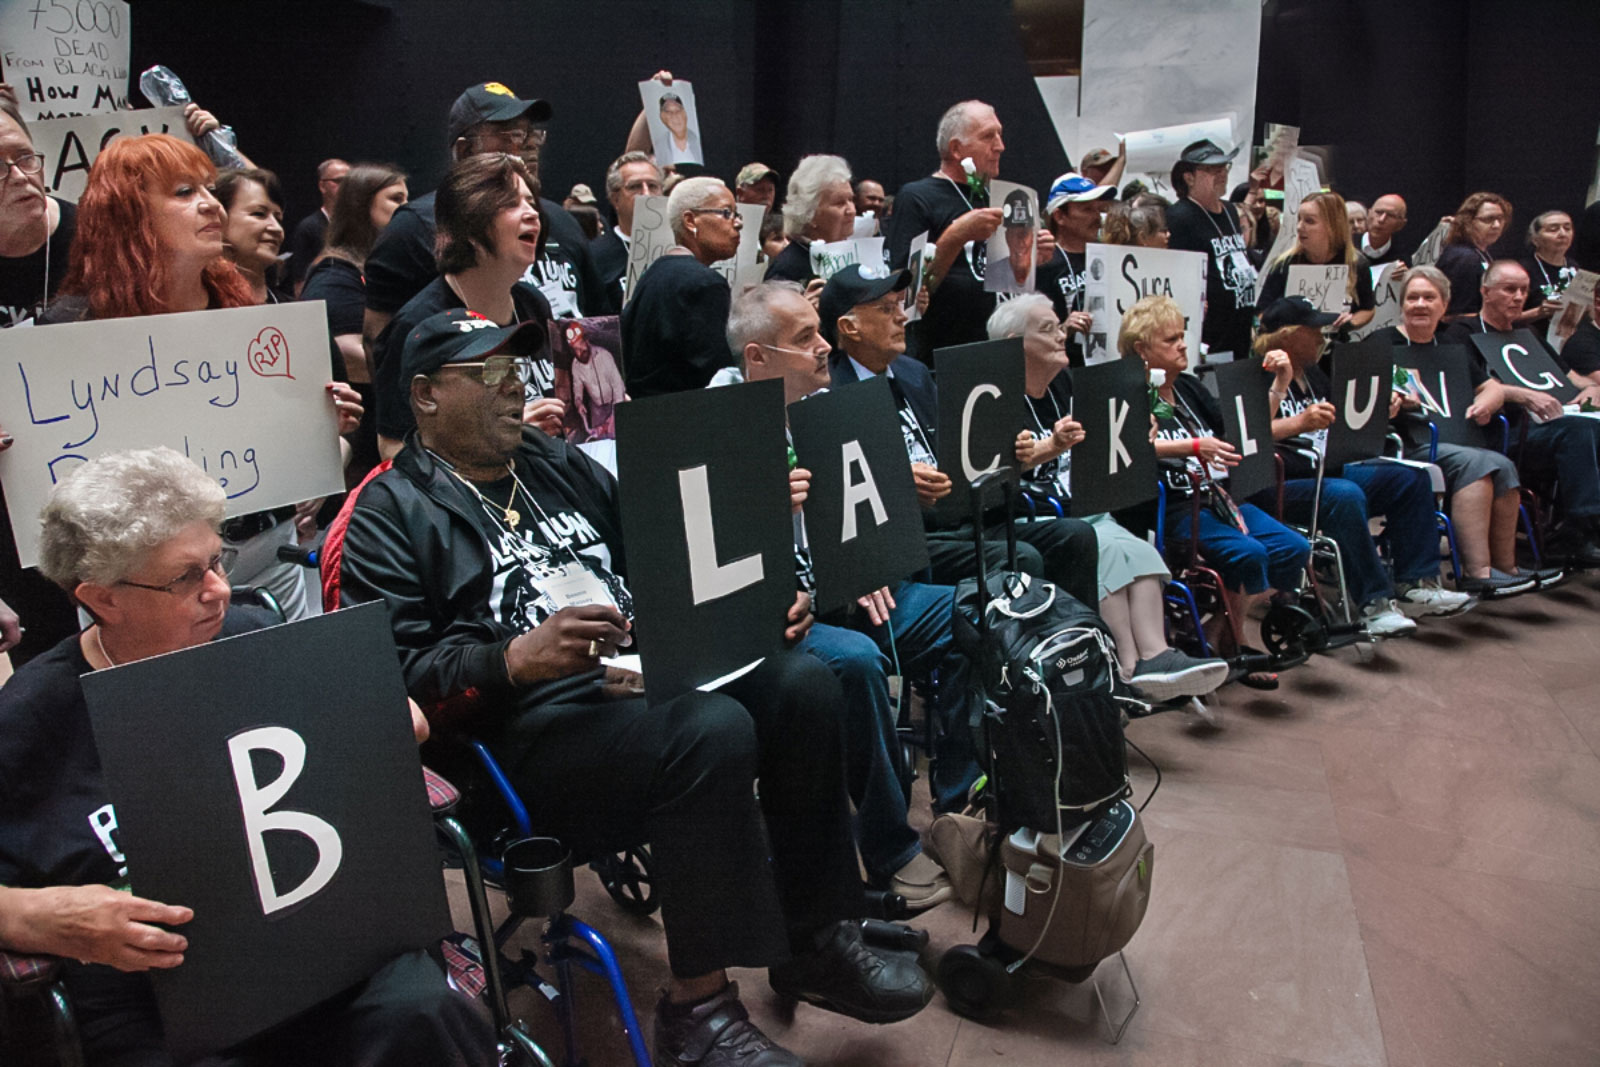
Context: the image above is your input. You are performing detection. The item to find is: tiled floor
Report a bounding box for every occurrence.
[462,573,1600,1067]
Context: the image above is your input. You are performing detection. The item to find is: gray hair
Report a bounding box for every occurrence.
[604,150,658,199]
[782,155,852,238]
[727,280,807,366]
[986,293,1054,341]
[1526,210,1571,249]
[1403,264,1451,307]
[935,100,992,159]
[38,447,225,589]
[666,176,728,242]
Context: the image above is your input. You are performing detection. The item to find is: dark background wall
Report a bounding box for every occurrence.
[130,0,1598,260]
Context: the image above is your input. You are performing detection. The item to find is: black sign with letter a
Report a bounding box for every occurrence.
[789,377,930,613]
[1470,329,1578,404]
[1211,359,1278,500]
[1325,336,1395,473]
[934,338,1026,520]
[615,379,795,703]
[1066,358,1158,515]
[81,603,449,1062]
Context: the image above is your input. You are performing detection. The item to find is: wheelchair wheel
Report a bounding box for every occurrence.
[936,944,1012,1021]
[593,845,658,917]
[1260,603,1327,659]
[897,739,917,801]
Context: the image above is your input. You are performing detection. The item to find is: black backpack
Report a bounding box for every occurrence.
[951,474,1133,833]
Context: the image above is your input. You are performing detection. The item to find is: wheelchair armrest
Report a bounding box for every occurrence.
[0,949,62,992]
[1428,421,1439,462]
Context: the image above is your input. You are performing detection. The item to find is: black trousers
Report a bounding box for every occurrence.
[925,515,1100,609]
[486,650,863,979]
[60,949,493,1067]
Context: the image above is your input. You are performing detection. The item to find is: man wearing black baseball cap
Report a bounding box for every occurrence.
[1166,137,1258,363]
[340,310,930,1066]
[1001,187,1036,288]
[364,81,607,358]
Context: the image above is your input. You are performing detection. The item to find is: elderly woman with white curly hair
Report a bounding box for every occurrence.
[764,154,860,293]
[987,295,1228,701]
[0,446,480,1067]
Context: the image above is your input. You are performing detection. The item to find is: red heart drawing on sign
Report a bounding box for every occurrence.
[247,327,294,379]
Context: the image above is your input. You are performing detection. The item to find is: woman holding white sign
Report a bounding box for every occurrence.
[765,154,859,292]
[1516,211,1579,326]
[37,135,364,620]
[990,295,1228,701]
[1255,191,1374,334]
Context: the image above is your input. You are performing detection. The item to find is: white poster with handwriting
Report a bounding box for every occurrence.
[27,105,192,202]
[1352,262,1402,340]
[0,0,130,119]
[1285,264,1349,313]
[0,302,344,566]
[809,237,885,282]
[1265,154,1322,266]
[621,195,672,306]
[1083,243,1206,366]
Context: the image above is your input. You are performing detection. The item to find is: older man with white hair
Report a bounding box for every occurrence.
[620,175,744,397]
[885,100,1009,359]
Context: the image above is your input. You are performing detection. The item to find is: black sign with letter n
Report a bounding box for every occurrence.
[1325,336,1395,473]
[1066,358,1158,515]
[1470,329,1578,404]
[1393,344,1486,447]
[81,603,450,1062]
[934,338,1026,519]
[789,377,930,613]
[1211,359,1277,500]
[615,378,795,703]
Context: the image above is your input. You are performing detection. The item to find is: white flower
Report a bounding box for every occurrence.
[810,240,826,253]
[1148,368,1167,388]
[960,157,977,177]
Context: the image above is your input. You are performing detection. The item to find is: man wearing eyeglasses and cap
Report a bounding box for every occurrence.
[1036,171,1117,364]
[1166,138,1259,362]
[339,308,933,1067]
[363,82,609,360]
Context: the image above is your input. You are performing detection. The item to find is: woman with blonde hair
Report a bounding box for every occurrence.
[1254,190,1373,334]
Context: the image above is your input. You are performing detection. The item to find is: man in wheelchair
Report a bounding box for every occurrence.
[0,448,494,1066]
[335,311,933,1067]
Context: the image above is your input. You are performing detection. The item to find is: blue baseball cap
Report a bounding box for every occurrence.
[1045,172,1117,215]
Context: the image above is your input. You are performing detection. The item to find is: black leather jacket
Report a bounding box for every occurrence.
[337,428,625,713]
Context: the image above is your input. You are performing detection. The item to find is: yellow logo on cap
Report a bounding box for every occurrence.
[483,82,515,97]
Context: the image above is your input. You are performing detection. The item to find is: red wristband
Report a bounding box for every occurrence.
[1191,438,1201,456]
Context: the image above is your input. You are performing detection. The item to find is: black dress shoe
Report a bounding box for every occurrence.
[653,982,803,1066]
[768,919,932,1024]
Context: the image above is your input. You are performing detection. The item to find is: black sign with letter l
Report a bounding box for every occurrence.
[788,377,930,613]
[933,338,1026,519]
[1066,358,1158,515]
[1211,358,1278,500]
[615,378,795,703]
[1325,336,1395,473]
[1392,344,1486,447]
[1470,329,1579,404]
[81,603,449,1062]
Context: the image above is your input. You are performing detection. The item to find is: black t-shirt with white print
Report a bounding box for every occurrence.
[1274,365,1334,479]
[1020,376,1074,501]
[885,175,994,360]
[0,197,74,327]
[1152,372,1230,500]
[1519,254,1579,309]
[1036,248,1087,364]
[1166,197,1257,360]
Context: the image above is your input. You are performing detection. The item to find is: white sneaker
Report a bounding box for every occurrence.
[1361,599,1418,638]
[1397,580,1476,618]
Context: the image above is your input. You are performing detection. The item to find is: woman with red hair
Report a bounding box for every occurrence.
[36,135,361,619]
[1436,191,1513,319]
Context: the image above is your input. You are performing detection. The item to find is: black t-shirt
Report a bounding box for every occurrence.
[1557,317,1600,377]
[1359,234,1401,265]
[590,228,629,310]
[885,175,994,360]
[364,190,610,320]
[1153,371,1229,499]
[1019,376,1075,500]
[764,239,815,284]
[1036,247,1088,363]
[300,256,366,336]
[1435,243,1491,316]
[1519,254,1579,309]
[1165,197,1257,360]
[619,254,732,398]
[373,276,554,441]
[0,609,271,891]
[1274,364,1335,479]
[0,197,75,327]
[286,210,328,286]
[1256,251,1376,314]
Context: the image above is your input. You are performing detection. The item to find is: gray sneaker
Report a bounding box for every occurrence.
[1129,648,1230,702]
[1396,579,1475,617]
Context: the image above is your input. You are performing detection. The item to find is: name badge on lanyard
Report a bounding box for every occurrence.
[540,560,618,612]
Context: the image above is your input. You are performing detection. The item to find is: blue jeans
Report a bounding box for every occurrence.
[800,580,978,877]
[1276,461,1438,607]
[1168,500,1310,595]
[1521,416,1600,520]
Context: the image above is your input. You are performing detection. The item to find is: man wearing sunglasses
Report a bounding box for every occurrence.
[621,176,746,398]
[339,308,932,1065]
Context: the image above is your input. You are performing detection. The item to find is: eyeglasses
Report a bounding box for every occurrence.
[622,179,663,195]
[471,128,545,150]
[439,356,536,388]
[853,296,905,316]
[118,553,228,597]
[691,207,738,220]
[1,152,43,182]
